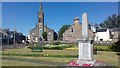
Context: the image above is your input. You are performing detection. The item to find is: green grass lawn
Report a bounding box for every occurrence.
[2,48,119,66]
[3,48,78,55]
[2,60,48,66]
[94,51,118,66]
[2,56,76,64]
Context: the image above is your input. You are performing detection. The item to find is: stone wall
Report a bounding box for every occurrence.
[63,17,94,42]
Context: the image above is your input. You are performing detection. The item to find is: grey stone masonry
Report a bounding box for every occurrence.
[82,13,88,37]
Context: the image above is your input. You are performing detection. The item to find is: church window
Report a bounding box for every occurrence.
[48,32,51,34]
[33,38,35,40]
[70,28,74,33]
[39,29,43,33]
[39,29,43,37]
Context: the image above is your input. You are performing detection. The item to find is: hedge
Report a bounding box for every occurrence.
[2,53,78,58]
[93,46,112,51]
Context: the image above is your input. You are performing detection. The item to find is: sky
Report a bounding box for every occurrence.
[2,2,118,36]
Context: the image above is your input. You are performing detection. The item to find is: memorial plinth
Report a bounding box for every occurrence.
[77,37,96,65]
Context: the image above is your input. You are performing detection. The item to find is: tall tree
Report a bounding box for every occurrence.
[118,15,120,27]
[42,32,47,41]
[99,14,119,28]
[58,25,70,39]
[94,23,99,27]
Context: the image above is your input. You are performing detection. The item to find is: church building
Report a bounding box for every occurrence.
[29,3,57,42]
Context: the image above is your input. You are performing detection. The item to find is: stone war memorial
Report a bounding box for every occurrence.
[77,13,95,65]
[68,13,106,66]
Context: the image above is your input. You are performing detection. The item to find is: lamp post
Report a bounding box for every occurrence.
[11,13,16,48]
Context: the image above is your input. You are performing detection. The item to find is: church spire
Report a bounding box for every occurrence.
[39,1,43,13]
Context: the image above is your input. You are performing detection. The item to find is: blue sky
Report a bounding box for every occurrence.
[2,2,118,36]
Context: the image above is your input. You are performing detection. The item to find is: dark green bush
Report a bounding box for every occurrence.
[94,46,112,51]
[43,46,64,50]
[50,41,61,45]
[57,46,65,50]
[110,41,120,52]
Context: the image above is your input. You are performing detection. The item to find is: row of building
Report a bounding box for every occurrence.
[28,3,119,43]
[0,28,26,44]
[63,18,119,43]
[1,3,119,45]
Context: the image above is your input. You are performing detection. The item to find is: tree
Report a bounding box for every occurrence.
[99,23,105,28]
[58,25,71,39]
[94,23,99,27]
[118,15,120,27]
[42,32,47,41]
[99,14,119,28]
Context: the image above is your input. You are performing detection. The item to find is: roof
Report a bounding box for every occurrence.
[44,25,53,31]
[74,16,79,21]
[0,28,7,35]
[96,29,107,32]
[109,28,119,32]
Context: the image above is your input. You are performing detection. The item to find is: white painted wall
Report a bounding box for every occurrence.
[94,29,112,41]
[27,35,30,39]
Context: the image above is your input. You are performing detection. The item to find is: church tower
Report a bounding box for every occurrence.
[29,2,57,42]
[38,2,44,39]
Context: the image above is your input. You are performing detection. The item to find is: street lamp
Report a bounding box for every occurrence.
[11,12,16,48]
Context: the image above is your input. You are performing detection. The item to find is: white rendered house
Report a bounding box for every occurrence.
[94,29,112,41]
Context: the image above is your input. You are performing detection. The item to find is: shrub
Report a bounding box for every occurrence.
[42,32,47,41]
[50,41,61,45]
[110,41,120,52]
[94,46,112,51]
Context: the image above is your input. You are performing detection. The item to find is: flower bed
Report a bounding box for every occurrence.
[68,60,105,66]
[66,47,78,50]
[27,44,73,50]
[68,60,94,66]
[43,44,73,50]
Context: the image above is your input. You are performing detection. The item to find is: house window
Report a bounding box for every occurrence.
[32,33,34,35]
[70,28,74,33]
[100,39,103,41]
[11,35,13,38]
